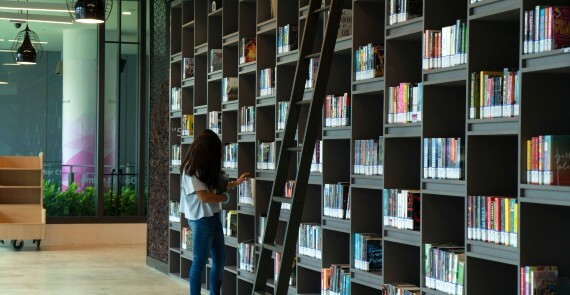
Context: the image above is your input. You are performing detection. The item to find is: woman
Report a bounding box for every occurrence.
[179,129,249,295]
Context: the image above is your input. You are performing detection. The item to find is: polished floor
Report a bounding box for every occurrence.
[0,243,189,295]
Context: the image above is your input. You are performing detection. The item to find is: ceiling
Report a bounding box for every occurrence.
[0,0,140,52]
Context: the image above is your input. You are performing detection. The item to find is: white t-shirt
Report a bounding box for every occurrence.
[179,172,221,220]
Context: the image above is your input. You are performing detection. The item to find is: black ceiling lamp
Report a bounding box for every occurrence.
[11,7,43,65]
[66,0,113,24]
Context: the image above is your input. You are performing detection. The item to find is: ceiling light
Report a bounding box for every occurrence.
[0,12,73,24]
[0,1,71,13]
[0,49,16,52]
[3,63,21,66]
[0,82,8,85]
[8,39,47,44]
[122,11,132,15]
[12,24,43,65]
[67,0,113,24]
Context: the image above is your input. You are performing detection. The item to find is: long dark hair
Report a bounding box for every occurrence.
[182,129,222,191]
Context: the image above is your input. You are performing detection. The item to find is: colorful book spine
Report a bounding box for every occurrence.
[424,243,465,295]
[388,0,422,25]
[222,77,238,102]
[182,114,194,136]
[520,266,559,295]
[208,111,222,134]
[323,183,351,220]
[467,196,518,248]
[524,6,570,54]
[171,87,181,111]
[240,38,256,64]
[354,44,384,81]
[240,106,255,133]
[238,178,255,206]
[277,24,298,54]
[225,210,238,236]
[381,283,421,294]
[305,57,320,89]
[526,135,570,185]
[298,223,322,259]
[354,137,384,176]
[238,241,256,273]
[274,252,297,286]
[387,82,423,124]
[423,19,467,70]
[423,138,463,180]
[383,189,421,230]
[257,141,277,170]
[223,143,238,169]
[322,265,350,295]
[182,57,195,79]
[259,67,276,97]
[258,214,266,243]
[469,69,520,119]
[277,101,290,131]
[324,93,351,127]
[171,145,181,166]
[282,180,295,211]
[312,140,323,173]
[354,233,382,271]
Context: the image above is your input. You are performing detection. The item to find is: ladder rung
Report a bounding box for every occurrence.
[305,52,321,59]
[263,243,284,253]
[313,5,330,14]
[272,196,293,204]
[286,147,302,152]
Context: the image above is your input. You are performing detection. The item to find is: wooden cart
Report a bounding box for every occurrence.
[0,153,46,251]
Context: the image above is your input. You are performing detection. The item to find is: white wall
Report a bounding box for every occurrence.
[42,223,147,246]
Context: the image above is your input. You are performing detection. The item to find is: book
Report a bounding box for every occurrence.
[181,227,192,251]
[299,223,322,259]
[240,38,256,64]
[324,93,351,128]
[424,243,465,295]
[470,69,520,119]
[225,210,238,236]
[388,0,422,25]
[258,214,266,243]
[238,241,256,272]
[526,135,570,185]
[169,201,181,222]
[354,137,384,176]
[312,140,323,173]
[274,252,297,286]
[323,183,351,219]
[354,44,384,81]
[387,83,423,124]
[277,24,299,54]
[381,283,421,295]
[423,20,467,70]
[277,101,289,130]
[182,57,194,79]
[282,180,295,211]
[524,6,570,54]
[238,178,256,206]
[259,68,276,96]
[222,77,238,102]
[257,141,276,170]
[209,49,222,72]
[171,145,181,166]
[423,138,463,180]
[171,87,181,111]
[208,111,222,135]
[521,266,559,295]
[223,143,238,169]
[467,196,518,247]
[240,106,255,133]
[354,233,382,271]
[383,189,421,231]
[305,57,319,89]
[182,114,194,136]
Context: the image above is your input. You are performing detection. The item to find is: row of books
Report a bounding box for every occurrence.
[388,0,422,25]
[171,87,181,111]
[423,20,467,70]
[526,135,570,186]
[387,82,423,124]
[382,189,420,231]
[257,141,276,170]
[238,241,256,273]
[354,138,384,176]
[259,67,276,97]
[523,6,570,55]
[322,265,350,295]
[240,38,256,64]
[223,143,237,169]
[467,196,518,248]
[305,57,319,89]
[182,114,194,137]
[354,233,382,272]
[221,209,238,236]
[424,243,465,295]
[282,180,295,211]
[182,57,194,80]
[274,253,296,286]
[312,140,323,173]
[324,93,351,128]
[240,106,255,133]
[222,77,238,102]
[423,138,463,180]
[171,145,181,166]
[209,49,222,73]
[381,283,420,295]
[182,226,192,251]
[169,201,181,222]
[277,24,298,54]
[323,183,351,220]
[208,111,222,135]
[354,44,384,81]
[258,215,266,243]
[277,101,289,131]
[521,266,559,295]
[238,178,255,206]
[469,69,520,120]
[298,223,322,259]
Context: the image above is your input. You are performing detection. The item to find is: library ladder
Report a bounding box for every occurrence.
[252,0,345,294]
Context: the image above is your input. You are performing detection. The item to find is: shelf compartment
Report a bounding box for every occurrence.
[238,132,256,142]
[521,48,570,74]
[350,175,383,190]
[422,65,467,86]
[225,235,238,248]
[296,254,322,272]
[468,0,520,20]
[421,179,465,197]
[321,216,350,234]
[169,221,181,231]
[466,240,518,266]
[276,50,299,66]
[182,78,195,88]
[257,95,277,107]
[170,52,183,63]
[237,203,255,216]
[257,18,277,35]
[207,70,223,81]
[322,127,351,140]
[170,110,182,118]
[385,17,423,40]
[467,118,518,136]
[520,184,570,207]
[383,227,420,247]
[223,31,239,46]
[194,43,208,55]
[239,61,257,75]
[384,123,422,138]
[351,77,385,95]
[194,105,208,115]
[351,269,383,290]
[222,100,238,111]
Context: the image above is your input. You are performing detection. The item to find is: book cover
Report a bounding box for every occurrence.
[240,38,257,64]
[182,57,195,79]
[209,49,222,72]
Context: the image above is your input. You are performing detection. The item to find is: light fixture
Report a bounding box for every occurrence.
[121,11,132,16]
[0,1,71,13]
[8,39,47,44]
[0,82,8,85]
[66,0,113,24]
[0,12,73,24]
[0,49,16,52]
[11,24,43,65]
[2,63,21,66]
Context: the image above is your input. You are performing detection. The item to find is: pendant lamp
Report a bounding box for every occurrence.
[67,0,113,24]
[11,24,43,65]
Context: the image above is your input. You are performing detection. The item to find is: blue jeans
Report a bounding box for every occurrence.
[189,212,226,295]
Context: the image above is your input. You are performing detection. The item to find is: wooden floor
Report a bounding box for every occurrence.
[0,243,189,295]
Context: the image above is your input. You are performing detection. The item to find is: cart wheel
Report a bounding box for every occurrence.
[11,240,24,251]
[33,239,41,250]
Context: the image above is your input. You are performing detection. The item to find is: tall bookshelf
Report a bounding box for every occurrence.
[167,0,570,294]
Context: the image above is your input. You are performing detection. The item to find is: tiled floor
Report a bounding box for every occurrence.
[0,243,189,295]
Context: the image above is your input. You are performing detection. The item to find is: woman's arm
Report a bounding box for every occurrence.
[195,190,228,203]
[227,172,251,190]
